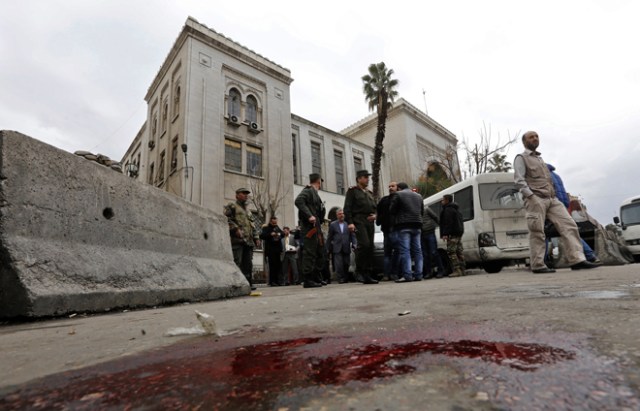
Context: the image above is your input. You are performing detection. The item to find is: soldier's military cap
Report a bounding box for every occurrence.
[235,187,251,194]
[356,169,372,178]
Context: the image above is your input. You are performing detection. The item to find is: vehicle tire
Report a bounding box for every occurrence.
[483,261,503,274]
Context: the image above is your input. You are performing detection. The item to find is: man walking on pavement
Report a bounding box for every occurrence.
[224,188,260,290]
[326,208,357,284]
[390,182,424,282]
[376,181,400,281]
[344,169,379,284]
[294,173,327,288]
[514,131,598,273]
[440,194,466,277]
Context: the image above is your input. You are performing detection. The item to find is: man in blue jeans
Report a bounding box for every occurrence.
[421,206,445,279]
[389,182,424,282]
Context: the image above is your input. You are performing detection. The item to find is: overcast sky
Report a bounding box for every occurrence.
[1,0,639,223]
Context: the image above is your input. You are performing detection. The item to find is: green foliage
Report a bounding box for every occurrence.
[487,152,513,173]
[412,163,454,198]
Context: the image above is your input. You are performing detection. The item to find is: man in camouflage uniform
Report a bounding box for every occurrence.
[294,173,326,288]
[344,169,379,284]
[439,194,466,277]
[224,188,260,290]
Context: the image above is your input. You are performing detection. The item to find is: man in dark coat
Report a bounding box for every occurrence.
[344,169,379,284]
[294,173,326,288]
[439,194,466,277]
[376,181,399,280]
[389,182,424,282]
[326,208,357,283]
[422,206,445,279]
[260,216,284,286]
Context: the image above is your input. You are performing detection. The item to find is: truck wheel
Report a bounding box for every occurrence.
[483,261,503,273]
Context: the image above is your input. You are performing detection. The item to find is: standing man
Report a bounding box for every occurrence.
[440,194,466,277]
[224,188,260,290]
[260,216,284,286]
[281,226,300,285]
[294,173,326,288]
[514,131,598,273]
[326,208,357,284]
[344,169,379,284]
[422,205,446,279]
[376,182,400,281]
[389,182,424,282]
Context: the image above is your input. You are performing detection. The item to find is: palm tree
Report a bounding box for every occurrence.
[362,62,399,200]
[487,152,512,173]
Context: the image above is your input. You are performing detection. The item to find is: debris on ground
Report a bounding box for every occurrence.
[398,310,411,316]
[164,310,220,337]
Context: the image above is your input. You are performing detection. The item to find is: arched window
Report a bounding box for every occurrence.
[246,95,258,123]
[228,88,241,118]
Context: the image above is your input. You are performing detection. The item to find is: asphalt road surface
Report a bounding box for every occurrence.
[1,264,639,410]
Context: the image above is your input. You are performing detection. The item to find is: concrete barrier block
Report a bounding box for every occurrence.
[0,130,249,318]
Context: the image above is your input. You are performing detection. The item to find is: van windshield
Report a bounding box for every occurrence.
[621,202,640,226]
[479,183,524,210]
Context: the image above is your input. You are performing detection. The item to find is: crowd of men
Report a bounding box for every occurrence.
[224,168,467,290]
[224,130,601,290]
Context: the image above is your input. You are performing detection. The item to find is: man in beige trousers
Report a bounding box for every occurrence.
[514,131,598,273]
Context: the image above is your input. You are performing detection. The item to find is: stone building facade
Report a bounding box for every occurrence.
[342,98,461,184]
[122,17,457,229]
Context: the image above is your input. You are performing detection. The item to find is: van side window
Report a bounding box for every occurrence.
[454,186,474,221]
[428,202,442,217]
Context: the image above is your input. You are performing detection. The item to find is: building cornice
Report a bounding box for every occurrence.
[145,17,293,102]
[340,98,457,145]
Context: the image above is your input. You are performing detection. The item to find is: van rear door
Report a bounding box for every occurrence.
[493,216,529,248]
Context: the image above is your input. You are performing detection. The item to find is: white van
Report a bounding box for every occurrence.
[424,172,529,273]
[614,195,640,262]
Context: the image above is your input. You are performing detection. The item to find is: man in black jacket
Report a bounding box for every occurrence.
[260,216,284,286]
[344,170,379,285]
[439,194,466,277]
[389,182,424,282]
[295,173,326,288]
[422,206,445,279]
[376,181,399,280]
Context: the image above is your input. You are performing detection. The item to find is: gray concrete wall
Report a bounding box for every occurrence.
[0,130,249,318]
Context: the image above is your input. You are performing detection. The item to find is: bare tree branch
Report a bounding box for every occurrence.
[461,122,518,176]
